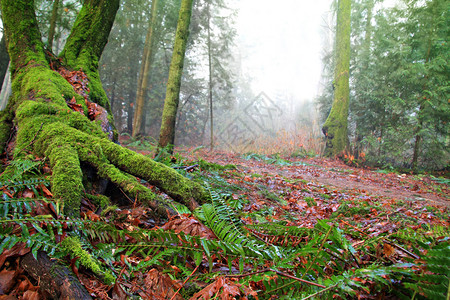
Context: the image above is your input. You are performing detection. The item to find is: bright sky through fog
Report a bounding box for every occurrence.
[235,0,333,102]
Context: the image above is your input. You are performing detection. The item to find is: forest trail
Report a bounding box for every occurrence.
[182,149,450,208]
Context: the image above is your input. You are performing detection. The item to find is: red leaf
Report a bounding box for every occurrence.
[40,185,53,198]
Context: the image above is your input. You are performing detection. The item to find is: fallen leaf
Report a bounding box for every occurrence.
[40,185,53,197]
[112,282,127,300]
[383,243,395,258]
[0,243,30,269]
[143,269,182,300]
[161,216,217,239]
[0,269,17,294]
[22,290,40,300]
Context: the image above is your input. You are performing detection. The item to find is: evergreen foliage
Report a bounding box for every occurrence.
[317,0,449,170]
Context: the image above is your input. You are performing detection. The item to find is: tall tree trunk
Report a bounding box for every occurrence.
[158,0,194,152]
[355,0,374,158]
[47,0,60,51]
[132,0,159,138]
[0,0,208,218]
[322,0,351,157]
[207,2,214,151]
[411,38,433,172]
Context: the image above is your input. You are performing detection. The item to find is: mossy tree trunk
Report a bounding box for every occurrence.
[158,0,193,152]
[0,0,208,217]
[132,0,159,138]
[322,0,351,157]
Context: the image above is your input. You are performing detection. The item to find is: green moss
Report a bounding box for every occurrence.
[197,159,236,171]
[47,143,83,216]
[0,110,13,156]
[84,193,111,209]
[60,236,115,285]
[2,0,202,219]
[0,0,46,71]
[158,0,194,149]
[99,140,209,206]
[322,0,351,157]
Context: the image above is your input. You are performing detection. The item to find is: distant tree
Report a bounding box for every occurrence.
[158,0,194,151]
[348,0,449,169]
[407,0,449,170]
[47,0,60,51]
[132,0,160,138]
[322,0,352,156]
[176,0,236,147]
[100,0,154,133]
[349,0,375,157]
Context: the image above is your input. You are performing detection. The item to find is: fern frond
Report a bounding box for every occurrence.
[406,245,450,300]
[0,178,49,193]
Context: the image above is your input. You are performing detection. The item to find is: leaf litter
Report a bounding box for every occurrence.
[0,146,448,299]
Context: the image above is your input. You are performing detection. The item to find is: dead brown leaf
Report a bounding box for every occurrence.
[22,290,40,300]
[161,217,217,239]
[0,243,30,269]
[112,282,127,300]
[0,269,17,295]
[383,243,396,258]
[190,276,257,300]
[143,269,182,300]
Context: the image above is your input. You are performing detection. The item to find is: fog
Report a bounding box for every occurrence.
[235,1,333,102]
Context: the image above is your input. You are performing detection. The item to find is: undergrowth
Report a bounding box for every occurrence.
[0,156,449,299]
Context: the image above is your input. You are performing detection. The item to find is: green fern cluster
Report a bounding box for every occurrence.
[2,157,448,299]
[404,244,450,300]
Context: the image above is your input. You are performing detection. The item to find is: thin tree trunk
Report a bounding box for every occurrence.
[47,0,60,51]
[322,0,351,157]
[412,38,432,171]
[158,0,194,152]
[127,66,135,134]
[207,3,214,151]
[132,0,159,138]
[355,0,374,158]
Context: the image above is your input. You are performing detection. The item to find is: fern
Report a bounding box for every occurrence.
[201,185,283,262]
[1,196,55,218]
[393,226,450,244]
[404,244,450,300]
[0,178,49,194]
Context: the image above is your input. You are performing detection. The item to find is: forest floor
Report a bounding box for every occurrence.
[180,148,449,208]
[1,142,449,299]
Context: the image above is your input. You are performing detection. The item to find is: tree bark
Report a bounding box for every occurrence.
[20,251,92,300]
[132,0,159,138]
[158,0,194,152]
[354,0,374,158]
[0,0,208,218]
[207,2,214,151]
[322,0,351,157]
[47,0,60,51]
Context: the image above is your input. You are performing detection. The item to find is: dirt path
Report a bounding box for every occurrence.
[184,150,450,207]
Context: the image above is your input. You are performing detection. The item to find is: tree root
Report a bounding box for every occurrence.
[20,251,92,300]
[31,122,208,217]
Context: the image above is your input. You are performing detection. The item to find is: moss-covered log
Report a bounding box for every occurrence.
[0,0,209,217]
